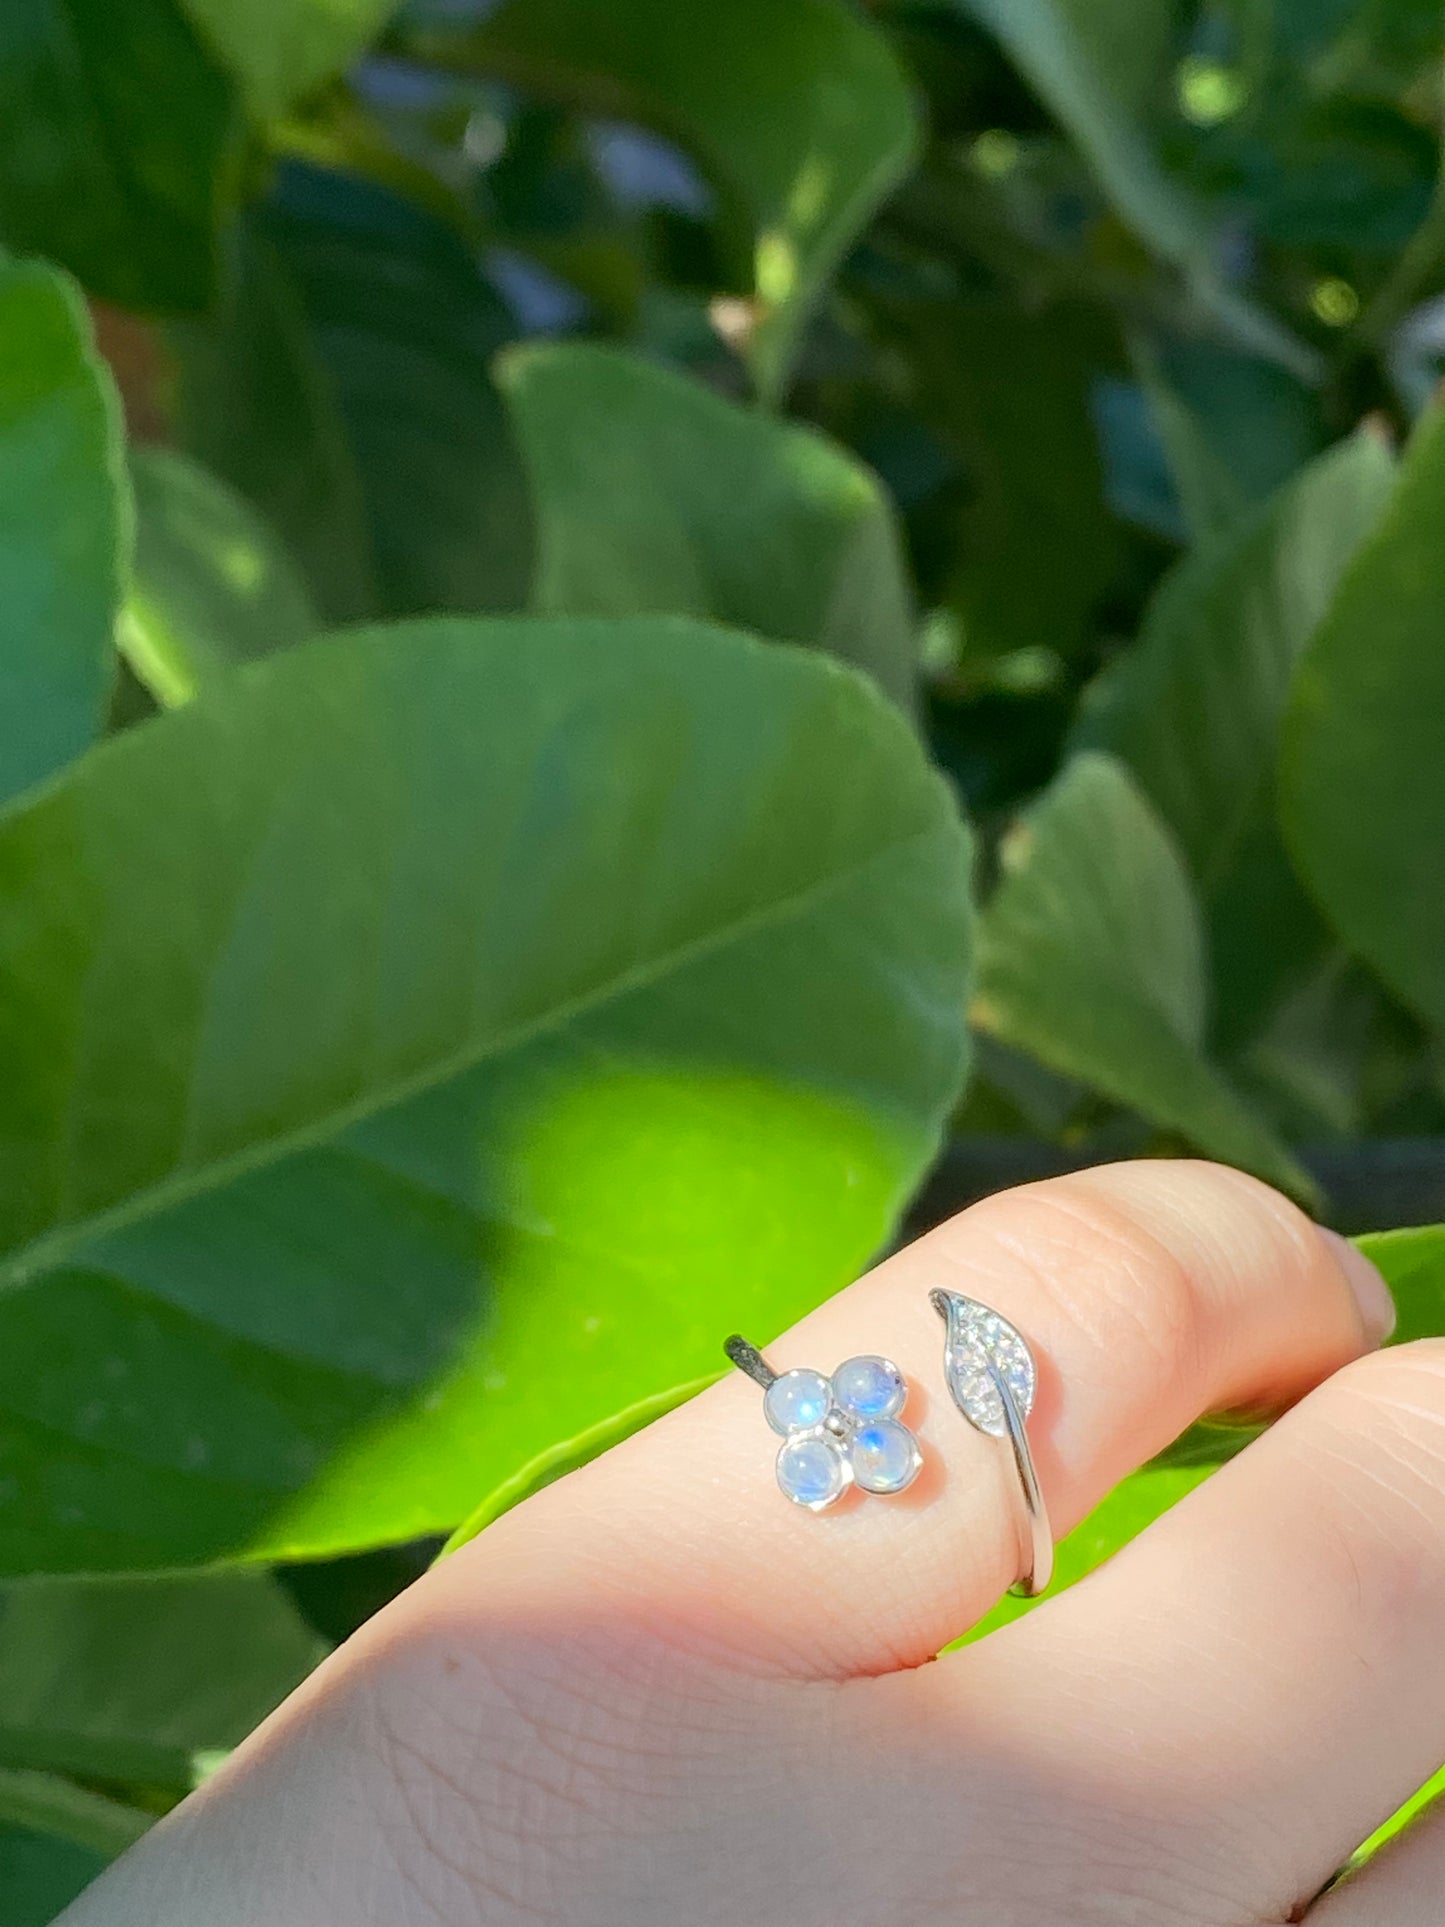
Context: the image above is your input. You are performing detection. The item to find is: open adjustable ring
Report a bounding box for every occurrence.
[930,1287,1053,1597]
[724,1336,923,1510]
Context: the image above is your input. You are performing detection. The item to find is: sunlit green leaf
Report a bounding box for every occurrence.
[418,0,918,398]
[1282,405,1445,1034]
[500,342,915,705]
[0,259,126,806]
[0,0,237,312]
[1359,1223,1445,1343]
[121,446,317,707]
[974,753,1313,1198]
[0,615,972,1573]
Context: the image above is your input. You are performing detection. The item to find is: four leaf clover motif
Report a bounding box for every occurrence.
[763,1353,921,1510]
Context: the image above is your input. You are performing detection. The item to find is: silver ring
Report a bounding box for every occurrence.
[930,1287,1053,1597]
[725,1336,923,1511]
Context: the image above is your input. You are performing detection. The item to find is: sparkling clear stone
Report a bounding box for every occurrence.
[831,1354,906,1421]
[776,1432,849,1509]
[849,1417,921,1494]
[764,1368,833,1436]
[938,1294,1037,1437]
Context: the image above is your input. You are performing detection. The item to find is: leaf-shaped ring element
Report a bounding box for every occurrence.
[930,1288,1053,1596]
[724,1336,923,1511]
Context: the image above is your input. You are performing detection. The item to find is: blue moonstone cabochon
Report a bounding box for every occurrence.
[764,1367,833,1436]
[775,1432,851,1509]
[831,1354,906,1421]
[849,1417,922,1494]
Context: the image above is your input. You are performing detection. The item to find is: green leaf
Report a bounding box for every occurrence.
[894,301,1122,665]
[1359,1224,1445,1344]
[974,753,1313,1198]
[1076,428,1396,886]
[181,0,397,119]
[960,0,1200,267]
[957,0,1319,379]
[0,614,972,1573]
[174,162,532,625]
[1133,338,1328,543]
[1204,815,1335,1057]
[0,1572,324,1785]
[0,259,126,807]
[0,1774,146,1861]
[499,342,916,706]
[0,1820,109,1926]
[0,0,237,312]
[121,446,318,708]
[425,0,918,398]
[1281,405,1445,1035]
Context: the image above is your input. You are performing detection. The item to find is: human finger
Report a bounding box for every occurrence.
[437,1160,1390,1677]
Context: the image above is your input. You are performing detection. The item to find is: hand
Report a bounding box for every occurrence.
[62,1160,1445,1927]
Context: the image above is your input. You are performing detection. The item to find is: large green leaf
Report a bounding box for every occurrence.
[1281,405,1445,1034]
[0,0,237,312]
[1076,428,1395,886]
[174,162,532,625]
[0,1572,324,1785]
[181,0,397,118]
[418,0,918,398]
[0,615,972,1573]
[499,342,915,705]
[974,753,1312,1197]
[121,446,318,707]
[0,260,126,808]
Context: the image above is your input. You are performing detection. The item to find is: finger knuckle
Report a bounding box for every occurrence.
[1297,1338,1445,1642]
[1329,1336,1445,1465]
[966,1176,1211,1411]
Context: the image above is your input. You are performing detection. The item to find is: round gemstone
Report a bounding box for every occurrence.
[849,1418,921,1495]
[832,1354,906,1421]
[775,1433,850,1509]
[764,1368,833,1436]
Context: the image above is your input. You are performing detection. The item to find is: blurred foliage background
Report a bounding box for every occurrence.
[6,0,1445,1916]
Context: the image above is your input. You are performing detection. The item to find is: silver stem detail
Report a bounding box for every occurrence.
[724,1334,778,1391]
[930,1287,1053,1597]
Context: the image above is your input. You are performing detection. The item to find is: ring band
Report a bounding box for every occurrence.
[930,1287,1053,1597]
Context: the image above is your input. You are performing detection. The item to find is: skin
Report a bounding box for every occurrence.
[59,1159,1445,1926]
